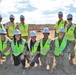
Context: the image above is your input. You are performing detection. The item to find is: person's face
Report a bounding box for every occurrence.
[43,33,49,39]
[58,15,63,20]
[67,18,72,24]
[10,18,14,22]
[59,32,64,39]
[0,18,2,22]
[20,18,25,22]
[31,36,36,42]
[15,35,20,41]
[0,34,6,40]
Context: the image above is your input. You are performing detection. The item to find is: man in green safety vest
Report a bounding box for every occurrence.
[51,27,70,73]
[5,15,16,39]
[0,28,11,64]
[65,14,76,64]
[38,28,53,71]
[17,15,29,41]
[55,11,67,37]
[0,15,4,30]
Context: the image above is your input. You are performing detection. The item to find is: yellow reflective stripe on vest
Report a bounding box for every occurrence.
[19,23,28,36]
[8,22,16,37]
[55,20,65,33]
[40,38,51,56]
[41,50,49,53]
[28,41,38,56]
[65,24,75,41]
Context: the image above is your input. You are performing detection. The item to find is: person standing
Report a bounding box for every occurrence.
[65,14,76,64]
[55,11,67,37]
[17,15,29,41]
[5,15,16,39]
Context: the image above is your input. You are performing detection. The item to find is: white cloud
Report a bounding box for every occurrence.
[0,0,76,24]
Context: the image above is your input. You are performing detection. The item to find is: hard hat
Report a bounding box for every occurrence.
[10,14,14,18]
[14,29,21,35]
[42,28,50,33]
[59,27,65,32]
[30,31,36,37]
[0,15,2,18]
[58,11,63,16]
[20,15,25,19]
[67,14,73,19]
[0,28,7,34]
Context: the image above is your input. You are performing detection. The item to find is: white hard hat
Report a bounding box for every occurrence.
[30,31,36,37]
[0,15,2,18]
[20,15,25,19]
[14,29,21,35]
[10,14,14,18]
[0,28,7,34]
[67,14,73,19]
[59,27,65,32]
[42,28,50,33]
[58,11,63,16]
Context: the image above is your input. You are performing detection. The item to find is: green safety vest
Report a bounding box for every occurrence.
[65,24,75,41]
[0,37,11,56]
[40,38,51,56]
[8,22,16,37]
[28,41,39,56]
[54,37,67,56]
[55,20,66,34]
[11,39,26,56]
[19,23,28,36]
[0,24,4,30]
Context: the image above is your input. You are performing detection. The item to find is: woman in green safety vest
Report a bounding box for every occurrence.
[0,28,11,62]
[65,14,76,64]
[38,28,53,71]
[51,27,70,74]
[10,29,27,69]
[26,31,40,68]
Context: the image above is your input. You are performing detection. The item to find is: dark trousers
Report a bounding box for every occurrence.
[13,53,25,67]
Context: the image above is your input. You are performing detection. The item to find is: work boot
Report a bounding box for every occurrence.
[49,68,54,73]
[63,67,70,74]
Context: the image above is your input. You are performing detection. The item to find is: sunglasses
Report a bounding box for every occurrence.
[0,34,6,35]
[67,18,72,20]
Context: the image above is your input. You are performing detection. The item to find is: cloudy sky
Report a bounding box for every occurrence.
[0,0,76,24]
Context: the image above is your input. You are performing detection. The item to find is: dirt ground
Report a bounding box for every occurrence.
[0,30,76,75]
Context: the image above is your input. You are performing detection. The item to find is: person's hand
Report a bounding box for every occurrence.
[20,54,24,60]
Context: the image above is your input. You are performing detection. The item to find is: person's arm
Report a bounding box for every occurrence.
[5,23,8,36]
[22,42,27,55]
[74,27,76,40]
[1,40,11,54]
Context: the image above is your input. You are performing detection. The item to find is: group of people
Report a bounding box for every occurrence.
[0,11,76,74]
